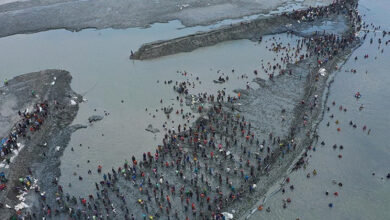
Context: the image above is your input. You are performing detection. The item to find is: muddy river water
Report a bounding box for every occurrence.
[0,0,389,218]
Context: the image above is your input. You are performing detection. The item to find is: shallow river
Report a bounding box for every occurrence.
[0,15,308,196]
[0,0,388,219]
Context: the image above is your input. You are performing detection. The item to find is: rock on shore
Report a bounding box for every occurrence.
[88,115,103,123]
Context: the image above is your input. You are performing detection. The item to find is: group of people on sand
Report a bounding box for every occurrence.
[0,101,49,159]
[0,100,52,215]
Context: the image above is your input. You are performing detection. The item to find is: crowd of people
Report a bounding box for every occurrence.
[4,0,383,219]
[0,101,49,159]
[285,0,359,22]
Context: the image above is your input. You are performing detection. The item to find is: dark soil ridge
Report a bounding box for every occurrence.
[130,1,357,60]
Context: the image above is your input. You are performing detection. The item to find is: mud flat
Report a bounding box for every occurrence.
[0,70,83,219]
[0,0,334,38]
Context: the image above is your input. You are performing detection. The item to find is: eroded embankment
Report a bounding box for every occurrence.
[130,15,294,60]
[0,70,83,219]
[130,1,356,60]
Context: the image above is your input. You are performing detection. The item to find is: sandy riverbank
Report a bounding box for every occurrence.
[0,70,84,219]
